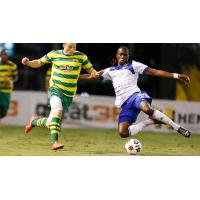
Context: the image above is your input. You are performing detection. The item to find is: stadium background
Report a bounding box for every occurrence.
[0,43,200,155]
[5,43,200,101]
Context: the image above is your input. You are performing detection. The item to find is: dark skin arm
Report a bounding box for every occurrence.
[79,68,190,84]
[145,68,190,84]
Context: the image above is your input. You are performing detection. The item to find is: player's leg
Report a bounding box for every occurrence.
[25,90,54,133]
[128,118,156,136]
[0,103,6,119]
[25,116,48,133]
[46,95,64,150]
[118,118,155,137]
[26,92,65,150]
[0,93,10,121]
[140,100,180,130]
[118,104,144,138]
[139,100,191,137]
[46,94,73,150]
[0,100,5,126]
[118,121,130,138]
[118,92,158,137]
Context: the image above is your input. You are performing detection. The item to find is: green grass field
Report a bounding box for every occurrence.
[0,125,199,156]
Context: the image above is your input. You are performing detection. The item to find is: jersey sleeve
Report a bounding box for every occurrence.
[101,68,112,80]
[132,61,149,74]
[40,51,53,64]
[82,54,93,71]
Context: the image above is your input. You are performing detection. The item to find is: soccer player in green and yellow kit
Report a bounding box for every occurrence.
[0,49,17,124]
[22,43,99,150]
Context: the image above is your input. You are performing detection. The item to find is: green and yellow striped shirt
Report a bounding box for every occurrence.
[0,61,17,94]
[40,50,92,97]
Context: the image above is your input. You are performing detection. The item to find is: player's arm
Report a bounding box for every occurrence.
[45,76,50,91]
[0,75,13,85]
[0,75,10,83]
[21,57,45,68]
[145,68,190,84]
[79,70,104,81]
[82,54,101,78]
[79,74,94,81]
[86,68,99,78]
[0,70,18,85]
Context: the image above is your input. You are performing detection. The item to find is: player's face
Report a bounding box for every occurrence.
[0,50,8,62]
[116,48,129,65]
[63,43,76,55]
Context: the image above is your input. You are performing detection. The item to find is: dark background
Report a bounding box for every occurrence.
[5,43,200,100]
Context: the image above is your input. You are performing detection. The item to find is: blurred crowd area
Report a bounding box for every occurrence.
[1,43,200,101]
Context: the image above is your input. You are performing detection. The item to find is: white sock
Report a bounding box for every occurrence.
[128,119,154,136]
[152,110,180,131]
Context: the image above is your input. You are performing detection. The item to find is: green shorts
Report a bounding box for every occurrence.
[47,87,73,119]
[0,92,10,118]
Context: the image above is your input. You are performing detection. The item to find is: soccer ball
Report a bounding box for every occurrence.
[125,139,142,155]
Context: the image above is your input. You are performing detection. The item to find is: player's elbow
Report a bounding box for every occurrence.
[146,68,158,76]
[37,60,45,67]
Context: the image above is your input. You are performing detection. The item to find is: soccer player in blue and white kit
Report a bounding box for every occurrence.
[80,46,191,138]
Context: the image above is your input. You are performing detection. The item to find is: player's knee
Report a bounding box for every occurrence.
[54,108,62,118]
[46,108,63,129]
[140,101,154,116]
[143,107,154,116]
[50,95,63,116]
[118,130,129,138]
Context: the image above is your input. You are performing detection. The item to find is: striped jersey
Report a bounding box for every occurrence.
[101,60,149,108]
[40,50,92,97]
[0,60,17,94]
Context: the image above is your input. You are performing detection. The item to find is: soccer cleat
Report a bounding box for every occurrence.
[177,127,191,138]
[25,116,36,134]
[52,141,64,150]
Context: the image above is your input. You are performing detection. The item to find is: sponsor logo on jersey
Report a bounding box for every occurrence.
[61,65,73,71]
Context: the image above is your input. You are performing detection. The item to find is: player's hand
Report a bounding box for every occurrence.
[90,70,100,78]
[4,80,12,86]
[97,70,104,76]
[91,70,104,79]
[21,57,30,66]
[178,74,190,84]
[1,76,12,85]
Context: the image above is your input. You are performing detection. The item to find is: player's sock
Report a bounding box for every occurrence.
[128,119,154,136]
[50,117,61,143]
[32,117,47,128]
[152,110,180,131]
[51,133,59,143]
